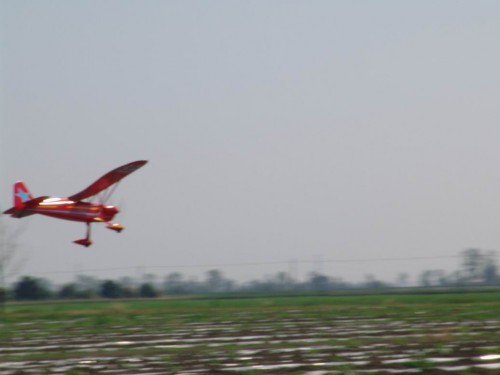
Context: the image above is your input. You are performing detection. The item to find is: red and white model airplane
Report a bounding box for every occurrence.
[3,160,147,247]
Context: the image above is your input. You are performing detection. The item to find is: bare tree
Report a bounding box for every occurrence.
[0,219,26,307]
[0,220,25,287]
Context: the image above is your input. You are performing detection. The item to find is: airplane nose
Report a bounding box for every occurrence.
[102,205,119,217]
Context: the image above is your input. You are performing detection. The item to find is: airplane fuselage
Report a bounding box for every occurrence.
[11,197,119,223]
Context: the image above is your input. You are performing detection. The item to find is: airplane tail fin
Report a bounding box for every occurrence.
[13,181,34,209]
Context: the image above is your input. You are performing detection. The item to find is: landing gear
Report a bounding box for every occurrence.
[74,223,93,247]
[107,223,124,233]
[73,222,125,246]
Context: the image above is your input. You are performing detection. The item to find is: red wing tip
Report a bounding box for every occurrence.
[133,160,148,168]
[131,160,148,165]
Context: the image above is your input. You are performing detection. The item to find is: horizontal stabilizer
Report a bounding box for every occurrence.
[3,207,18,215]
[3,196,49,216]
[3,207,35,218]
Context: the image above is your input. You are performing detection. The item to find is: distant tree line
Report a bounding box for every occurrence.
[418,248,498,287]
[3,248,500,301]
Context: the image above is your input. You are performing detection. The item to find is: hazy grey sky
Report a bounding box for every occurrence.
[1,1,499,285]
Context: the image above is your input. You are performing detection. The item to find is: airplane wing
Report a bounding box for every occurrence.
[68,160,148,202]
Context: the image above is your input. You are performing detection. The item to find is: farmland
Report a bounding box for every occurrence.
[1,292,500,374]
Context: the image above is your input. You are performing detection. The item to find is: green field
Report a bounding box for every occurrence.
[4,290,500,322]
[1,291,500,374]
